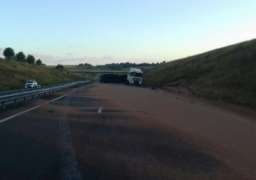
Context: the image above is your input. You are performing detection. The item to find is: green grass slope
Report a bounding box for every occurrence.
[0,58,83,91]
[143,38,256,108]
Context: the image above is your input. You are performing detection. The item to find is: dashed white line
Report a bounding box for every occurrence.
[0,82,96,123]
[59,120,81,180]
[98,106,103,113]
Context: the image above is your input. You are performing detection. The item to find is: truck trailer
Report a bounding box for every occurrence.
[99,68,143,85]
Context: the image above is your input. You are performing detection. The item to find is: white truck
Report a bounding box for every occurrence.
[125,68,143,85]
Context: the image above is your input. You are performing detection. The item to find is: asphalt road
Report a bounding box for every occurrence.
[0,83,255,180]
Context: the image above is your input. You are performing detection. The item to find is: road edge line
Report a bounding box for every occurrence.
[0,93,71,123]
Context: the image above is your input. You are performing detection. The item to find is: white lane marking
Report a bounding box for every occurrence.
[59,95,81,180]
[0,93,71,123]
[0,82,95,123]
[59,120,81,180]
[98,106,103,113]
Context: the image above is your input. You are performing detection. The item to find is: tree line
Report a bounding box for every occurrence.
[77,61,167,70]
[100,62,166,70]
[2,47,43,65]
[78,63,94,69]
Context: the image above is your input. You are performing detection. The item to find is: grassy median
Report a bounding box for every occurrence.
[0,58,83,91]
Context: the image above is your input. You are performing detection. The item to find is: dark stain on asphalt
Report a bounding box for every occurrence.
[80,109,128,113]
[67,113,129,122]
[0,84,233,180]
[79,109,99,113]
[136,110,154,115]
[51,96,107,108]
[0,127,60,180]
[103,109,129,113]
[70,116,224,180]
[39,94,60,100]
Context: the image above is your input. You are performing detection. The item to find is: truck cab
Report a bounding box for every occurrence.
[126,68,143,85]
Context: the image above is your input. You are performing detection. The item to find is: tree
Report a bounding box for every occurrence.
[26,54,35,64]
[55,64,64,70]
[36,59,42,65]
[3,47,15,60]
[15,51,26,62]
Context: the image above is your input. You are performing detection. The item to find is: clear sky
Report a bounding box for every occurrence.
[1,0,256,65]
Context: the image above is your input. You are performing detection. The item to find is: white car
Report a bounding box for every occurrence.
[25,80,38,88]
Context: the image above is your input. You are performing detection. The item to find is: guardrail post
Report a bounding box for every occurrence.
[2,102,5,110]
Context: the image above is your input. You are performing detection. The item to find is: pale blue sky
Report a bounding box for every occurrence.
[1,0,256,65]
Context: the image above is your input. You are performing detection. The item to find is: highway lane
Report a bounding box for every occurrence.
[0,83,254,179]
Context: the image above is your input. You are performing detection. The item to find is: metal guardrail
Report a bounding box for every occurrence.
[0,80,90,109]
[0,82,75,96]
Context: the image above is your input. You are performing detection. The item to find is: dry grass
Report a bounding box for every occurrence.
[143,38,256,108]
[0,58,83,91]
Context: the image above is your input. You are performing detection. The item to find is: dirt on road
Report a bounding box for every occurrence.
[0,83,255,180]
[91,84,256,180]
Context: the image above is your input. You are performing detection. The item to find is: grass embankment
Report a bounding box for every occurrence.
[0,58,83,91]
[144,38,256,108]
